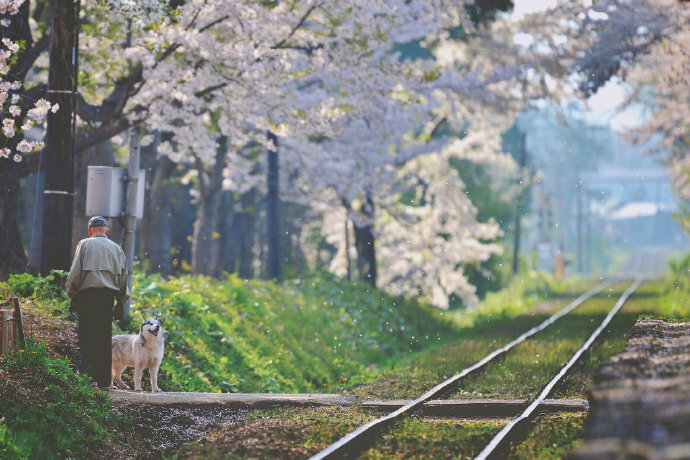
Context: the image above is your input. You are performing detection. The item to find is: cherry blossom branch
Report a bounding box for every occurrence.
[272,2,322,49]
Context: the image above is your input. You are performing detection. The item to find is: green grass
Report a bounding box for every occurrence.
[509,414,587,459]
[348,281,672,400]
[449,270,586,329]
[122,271,460,393]
[656,254,690,321]
[363,417,506,459]
[2,270,461,394]
[452,293,650,399]
[0,341,127,459]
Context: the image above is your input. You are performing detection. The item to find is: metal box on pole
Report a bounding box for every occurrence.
[85,166,145,218]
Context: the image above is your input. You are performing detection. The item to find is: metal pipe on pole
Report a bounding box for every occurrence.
[121,127,140,322]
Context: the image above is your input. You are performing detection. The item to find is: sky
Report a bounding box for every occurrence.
[510,0,649,131]
[510,0,560,20]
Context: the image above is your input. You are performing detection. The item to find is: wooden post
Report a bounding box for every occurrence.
[12,297,26,349]
[1,309,14,355]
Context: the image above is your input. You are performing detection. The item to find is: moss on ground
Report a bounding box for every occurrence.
[363,417,506,459]
[509,414,587,459]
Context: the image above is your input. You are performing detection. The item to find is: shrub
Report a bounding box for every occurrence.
[658,254,690,320]
[4,273,36,297]
[5,271,69,314]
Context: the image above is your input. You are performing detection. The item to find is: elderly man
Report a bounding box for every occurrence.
[66,216,129,388]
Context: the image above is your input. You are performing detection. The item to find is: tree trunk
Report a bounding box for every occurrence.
[191,137,226,275]
[345,217,352,282]
[215,190,236,275]
[208,190,225,277]
[0,0,43,278]
[267,133,281,280]
[0,162,27,279]
[147,156,175,276]
[41,0,79,274]
[237,188,256,279]
[352,196,376,287]
[138,131,160,269]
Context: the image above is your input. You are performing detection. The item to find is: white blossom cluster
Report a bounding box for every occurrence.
[0,0,58,162]
[620,2,690,200]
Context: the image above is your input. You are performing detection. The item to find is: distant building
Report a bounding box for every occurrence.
[608,201,684,247]
[583,168,688,249]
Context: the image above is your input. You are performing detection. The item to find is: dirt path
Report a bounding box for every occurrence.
[574,319,690,459]
[19,300,79,364]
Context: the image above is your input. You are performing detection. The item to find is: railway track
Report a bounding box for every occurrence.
[310,277,645,459]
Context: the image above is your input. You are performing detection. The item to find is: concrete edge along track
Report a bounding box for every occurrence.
[309,279,621,459]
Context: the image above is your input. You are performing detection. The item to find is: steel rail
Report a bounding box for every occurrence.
[474,277,644,460]
[309,279,613,460]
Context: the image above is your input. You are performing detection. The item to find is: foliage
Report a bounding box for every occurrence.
[462,252,513,304]
[118,271,460,394]
[658,254,690,321]
[4,270,69,313]
[0,341,126,459]
[363,417,504,459]
[451,270,555,328]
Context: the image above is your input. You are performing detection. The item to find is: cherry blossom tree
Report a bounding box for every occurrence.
[547,0,689,222]
[280,14,528,305]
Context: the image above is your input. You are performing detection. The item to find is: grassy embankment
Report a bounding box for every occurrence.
[0,269,475,458]
[126,271,464,393]
[0,268,568,458]
[2,271,460,394]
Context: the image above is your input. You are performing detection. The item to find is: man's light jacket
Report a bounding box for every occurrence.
[65,233,130,301]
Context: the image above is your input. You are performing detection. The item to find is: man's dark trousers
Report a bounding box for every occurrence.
[73,288,115,387]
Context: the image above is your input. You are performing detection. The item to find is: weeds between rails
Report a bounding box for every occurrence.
[309,280,620,459]
[475,278,644,459]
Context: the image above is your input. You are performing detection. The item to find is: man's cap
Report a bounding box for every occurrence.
[88,216,109,229]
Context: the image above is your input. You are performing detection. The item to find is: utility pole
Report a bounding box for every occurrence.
[576,175,583,274]
[122,127,140,321]
[585,189,591,274]
[512,132,527,274]
[41,0,79,274]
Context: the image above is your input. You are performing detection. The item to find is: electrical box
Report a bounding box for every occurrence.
[86,166,145,218]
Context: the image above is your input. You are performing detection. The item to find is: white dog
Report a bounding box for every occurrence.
[111,318,164,392]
